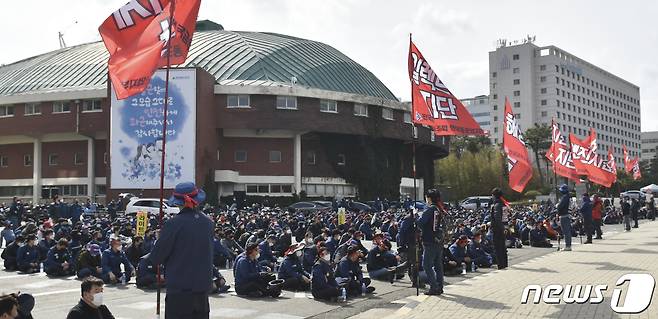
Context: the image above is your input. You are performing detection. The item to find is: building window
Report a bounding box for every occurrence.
[514,102,521,108]
[337,154,346,166]
[24,103,41,115]
[24,154,32,167]
[276,96,297,110]
[513,79,520,85]
[234,150,247,163]
[541,100,547,106]
[82,100,102,112]
[48,154,59,166]
[493,94,498,99]
[492,72,497,78]
[74,152,85,165]
[493,116,498,121]
[493,105,498,110]
[0,105,15,117]
[540,88,547,94]
[540,76,546,82]
[382,108,394,120]
[540,65,546,71]
[515,114,521,119]
[513,91,520,97]
[541,111,548,117]
[306,151,316,165]
[403,112,412,124]
[320,100,337,113]
[269,150,282,163]
[53,101,72,113]
[227,95,250,108]
[354,104,368,117]
[513,54,519,60]
[513,67,520,74]
[0,156,7,167]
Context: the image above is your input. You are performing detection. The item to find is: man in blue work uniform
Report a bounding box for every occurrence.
[416,188,445,296]
[17,235,40,273]
[149,182,214,319]
[335,245,375,296]
[44,238,74,276]
[278,244,310,291]
[101,237,134,284]
[556,184,572,251]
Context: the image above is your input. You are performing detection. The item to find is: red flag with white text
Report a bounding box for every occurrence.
[631,158,642,180]
[99,0,202,99]
[408,40,484,136]
[546,118,580,182]
[623,145,633,173]
[570,129,616,187]
[502,98,532,192]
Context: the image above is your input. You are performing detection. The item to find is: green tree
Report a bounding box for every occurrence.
[524,124,552,184]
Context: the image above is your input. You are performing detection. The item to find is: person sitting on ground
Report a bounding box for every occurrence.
[44,238,74,276]
[324,230,341,259]
[77,244,102,279]
[136,253,164,290]
[335,245,375,296]
[16,235,40,274]
[1,235,24,271]
[366,239,406,282]
[311,247,340,301]
[1,221,16,249]
[212,229,233,268]
[221,229,244,261]
[37,229,55,262]
[124,236,144,269]
[211,266,230,294]
[529,222,554,248]
[100,237,134,284]
[66,277,115,319]
[303,237,325,273]
[257,234,278,270]
[448,235,472,269]
[442,246,461,276]
[234,243,280,298]
[467,232,493,268]
[278,244,311,291]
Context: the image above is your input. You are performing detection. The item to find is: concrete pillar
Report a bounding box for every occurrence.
[294,133,302,194]
[87,138,95,200]
[32,139,41,204]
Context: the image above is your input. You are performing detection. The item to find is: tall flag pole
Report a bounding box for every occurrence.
[502,97,532,192]
[99,0,202,317]
[409,33,420,298]
[408,40,484,136]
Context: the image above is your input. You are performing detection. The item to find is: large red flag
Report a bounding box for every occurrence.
[631,157,642,180]
[546,118,580,182]
[99,0,202,99]
[622,145,633,173]
[570,129,616,187]
[502,98,532,192]
[608,149,617,176]
[408,40,484,136]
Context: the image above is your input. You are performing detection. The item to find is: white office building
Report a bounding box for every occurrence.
[461,95,492,134]
[488,40,641,167]
[641,131,658,161]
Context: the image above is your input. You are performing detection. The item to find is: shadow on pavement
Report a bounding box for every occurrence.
[570,261,646,272]
[509,267,558,273]
[543,302,622,319]
[438,293,509,310]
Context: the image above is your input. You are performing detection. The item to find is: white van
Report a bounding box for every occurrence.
[459,196,492,210]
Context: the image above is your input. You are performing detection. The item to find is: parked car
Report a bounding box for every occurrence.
[348,201,372,212]
[459,196,492,210]
[124,198,180,216]
[288,201,331,213]
[619,190,646,201]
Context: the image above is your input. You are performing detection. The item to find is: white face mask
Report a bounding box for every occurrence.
[255,253,260,260]
[322,254,331,262]
[295,250,303,257]
[305,238,313,244]
[92,292,103,307]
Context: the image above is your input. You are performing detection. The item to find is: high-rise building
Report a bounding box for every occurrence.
[461,95,492,134]
[641,131,658,161]
[488,40,641,167]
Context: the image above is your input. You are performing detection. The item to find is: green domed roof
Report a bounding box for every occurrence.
[0,29,397,101]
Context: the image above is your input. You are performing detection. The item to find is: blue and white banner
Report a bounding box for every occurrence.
[110,68,196,189]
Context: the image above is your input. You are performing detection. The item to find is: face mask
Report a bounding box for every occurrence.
[295,250,303,257]
[92,292,104,307]
[322,254,331,262]
[305,238,312,244]
[18,243,26,247]
[269,242,275,247]
[255,253,260,260]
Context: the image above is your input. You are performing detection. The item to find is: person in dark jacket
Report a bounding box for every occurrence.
[37,229,55,262]
[468,232,493,267]
[277,244,310,291]
[580,194,593,244]
[136,253,163,289]
[148,182,214,318]
[397,211,420,287]
[77,244,102,279]
[491,188,509,267]
[212,230,233,268]
[16,235,40,273]
[257,235,278,269]
[234,244,280,298]
[16,292,35,319]
[529,223,553,248]
[44,238,74,276]
[124,236,144,269]
[621,196,632,231]
[100,237,133,284]
[630,198,640,228]
[417,188,445,295]
[1,235,24,271]
[335,245,374,296]
[324,230,341,258]
[66,277,115,319]
[556,184,573,251]
[311,247,340,301]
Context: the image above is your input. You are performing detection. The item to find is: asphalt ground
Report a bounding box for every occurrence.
[0,220,635,318]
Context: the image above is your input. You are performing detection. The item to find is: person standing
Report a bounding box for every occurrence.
[416,189,445,296]
[149,182,214,319]
[580,194,593,244]
[66,277,115,319]
[591,195,603,239]
[396,211,420,288]
[630,198,640,228]
[556,184,573,251]
[490,188,508,268]
[621,196,632,231]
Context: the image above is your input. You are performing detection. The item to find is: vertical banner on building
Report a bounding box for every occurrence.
[110,68,196,189]
[136,211,148,237]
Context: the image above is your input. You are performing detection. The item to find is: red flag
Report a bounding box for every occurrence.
[502,98,532,193]
[546,118,580,182]
[99,0,202,99]
[608,149,617,176]
[622,145,633,173]
[570,129,616,187]
[631,157,642,180]
[408,40,484,136]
